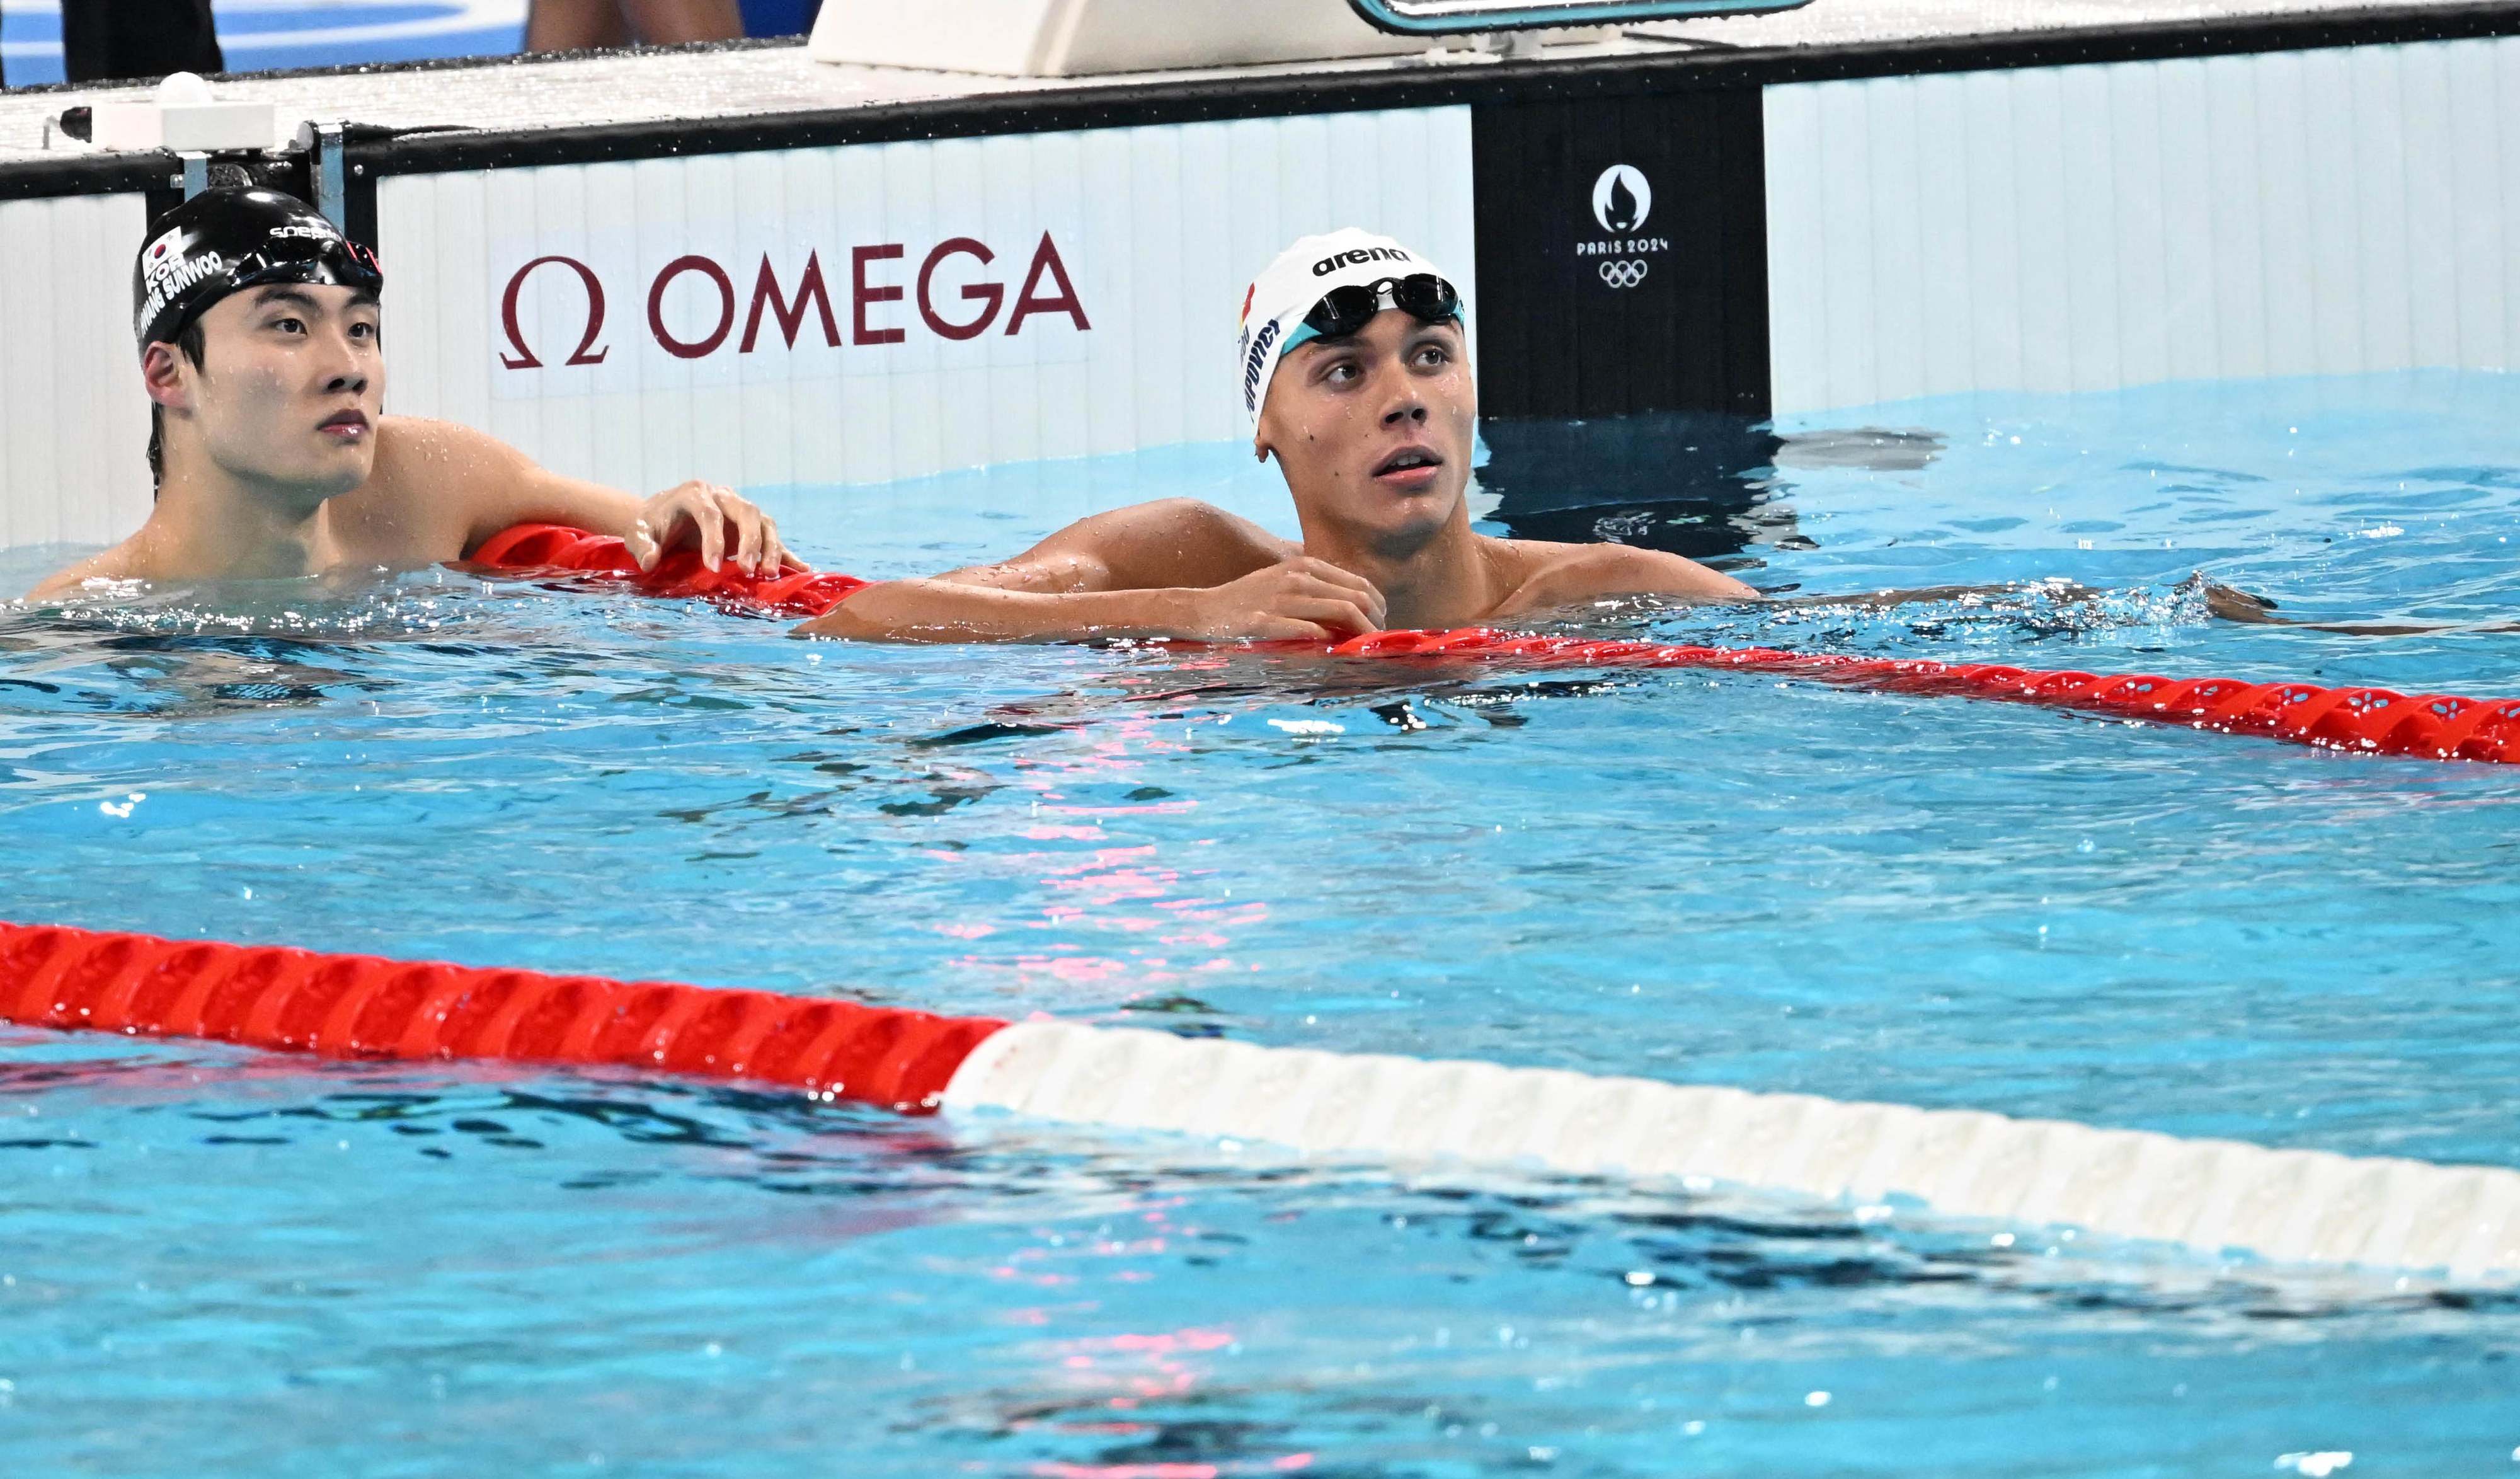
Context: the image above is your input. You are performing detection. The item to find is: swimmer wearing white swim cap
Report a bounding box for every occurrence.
[26,186,798,602]
[803,227,1755,643]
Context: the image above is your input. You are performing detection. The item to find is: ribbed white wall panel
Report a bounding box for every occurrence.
[0,193,154,548]
[1765,37,2520,413]
[377,107,1475,497]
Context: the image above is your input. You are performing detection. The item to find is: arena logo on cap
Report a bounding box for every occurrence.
[1312,245,1414,277]
[496,231,1091,371]
[1239,317,1281,413]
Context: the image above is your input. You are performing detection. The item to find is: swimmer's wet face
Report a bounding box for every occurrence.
[1256,307,1475,556]
[146,280,384,505]
[132,187,387,494]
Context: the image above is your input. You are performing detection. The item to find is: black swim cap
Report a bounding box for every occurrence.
[132,187,382,349]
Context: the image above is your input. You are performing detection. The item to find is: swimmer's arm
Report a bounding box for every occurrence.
[799,561,1385,643]
[798,580,1219,643]
[2201,581,2520,635]
[797,500,1373,643]
[1491,543,1757,616]
[377,418,794,574]
[942,498,1300,594]
[1769,578,2439,631]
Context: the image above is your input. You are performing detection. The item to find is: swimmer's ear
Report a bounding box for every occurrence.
[139,343,192,410]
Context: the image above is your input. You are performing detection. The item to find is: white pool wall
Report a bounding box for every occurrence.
[375,108,1477,498]
[1766,35,2520,411]
[10,23,2520,546]
[0,190,151,550]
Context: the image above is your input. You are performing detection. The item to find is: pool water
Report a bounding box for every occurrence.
[3,370,2516,1476]
[0,2,530,87]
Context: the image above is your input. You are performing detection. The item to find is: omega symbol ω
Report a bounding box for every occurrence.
[1598,259,1649,290]
[1591,164,1652,234]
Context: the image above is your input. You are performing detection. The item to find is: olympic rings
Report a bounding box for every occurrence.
[1598,259,1650,289]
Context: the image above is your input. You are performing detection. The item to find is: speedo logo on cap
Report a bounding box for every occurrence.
[1312,245,1412,277]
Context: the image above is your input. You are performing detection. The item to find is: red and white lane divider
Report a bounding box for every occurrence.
[473,524,2520,767]
[5,921,2514,1279]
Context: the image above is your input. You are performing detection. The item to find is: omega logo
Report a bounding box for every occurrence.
[500,256,610,368]
[496,231,1089,371]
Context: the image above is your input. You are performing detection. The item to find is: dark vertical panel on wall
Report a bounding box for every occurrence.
[344,166,379,255]
[143,184,184,235]
[1472,88,1770,420]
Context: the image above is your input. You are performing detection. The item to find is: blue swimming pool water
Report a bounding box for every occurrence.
[1,2,813,88]
[3,371,2516,1475]
[0,3,529,87]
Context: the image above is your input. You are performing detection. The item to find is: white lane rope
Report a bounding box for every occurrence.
[946,1023,2520,1280]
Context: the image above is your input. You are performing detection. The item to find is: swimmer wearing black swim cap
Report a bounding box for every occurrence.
[132,187,380,362]
[802,227,1754,643]
[28,186,800,601]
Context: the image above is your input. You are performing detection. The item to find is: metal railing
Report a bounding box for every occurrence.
[1347,0,1811,34]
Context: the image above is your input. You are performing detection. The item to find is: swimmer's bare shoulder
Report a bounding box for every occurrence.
[23,545,147,602]
[23,418,506,602]
[949,497,1294,594]
[22,418,636,602]
[323,415,560,563]
[342,418,783,572]
[1481,536,1756,618]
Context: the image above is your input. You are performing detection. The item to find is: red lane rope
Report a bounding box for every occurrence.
[0,921,1005,1113]
[1322,629,2520,765]
[472,524,2520,765]
[469,524,869,619]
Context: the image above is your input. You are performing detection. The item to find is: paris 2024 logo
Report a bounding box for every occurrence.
[1579,164,1665,291]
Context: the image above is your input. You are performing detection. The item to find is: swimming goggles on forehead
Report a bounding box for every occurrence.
[1285,273,1462,351]
[233,234,383,295]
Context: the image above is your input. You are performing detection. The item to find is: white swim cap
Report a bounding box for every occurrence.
[1232,227,1463,435]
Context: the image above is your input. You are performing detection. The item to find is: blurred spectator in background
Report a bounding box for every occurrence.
[525,0,747,49]
[62,0,225,81]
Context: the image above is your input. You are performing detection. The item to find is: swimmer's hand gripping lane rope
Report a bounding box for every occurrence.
[467,524,869,619]
[474,524,2520,766]
[4,920,2514,1279]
